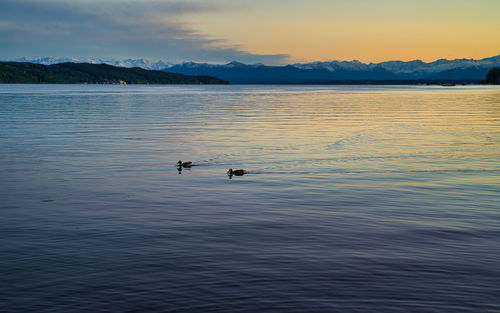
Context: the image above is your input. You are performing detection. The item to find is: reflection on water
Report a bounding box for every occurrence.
[1,84,499,312]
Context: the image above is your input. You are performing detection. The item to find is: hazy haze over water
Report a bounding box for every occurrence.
[1,84,499,312]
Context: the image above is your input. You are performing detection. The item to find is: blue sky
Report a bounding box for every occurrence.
[1,0,499,64]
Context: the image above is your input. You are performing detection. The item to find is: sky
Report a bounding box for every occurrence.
[1,0,499,65]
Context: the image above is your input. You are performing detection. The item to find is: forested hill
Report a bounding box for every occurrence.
[0,62,228,84]
[486,68,500,84]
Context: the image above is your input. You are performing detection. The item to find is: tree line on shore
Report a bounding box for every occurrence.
[0,62,228,84]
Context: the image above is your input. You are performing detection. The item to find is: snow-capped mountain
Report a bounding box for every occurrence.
[293,55,500,76]
[293,60,371,72]
[164,55,500,83]
[163,61,266,70]
[4,54,500,83]
[4,57,173,71]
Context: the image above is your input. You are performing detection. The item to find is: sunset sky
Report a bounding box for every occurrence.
[1,0,499,64]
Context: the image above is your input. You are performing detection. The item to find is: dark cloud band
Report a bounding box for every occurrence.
[0,0,289,64]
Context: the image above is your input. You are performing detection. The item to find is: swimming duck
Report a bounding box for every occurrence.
[177,161,193,168]
[227,169,246,176]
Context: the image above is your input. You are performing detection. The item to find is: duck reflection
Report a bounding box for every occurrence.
[177,160,193,174]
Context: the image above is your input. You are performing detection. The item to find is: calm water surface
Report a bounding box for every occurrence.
[1,84,499,312]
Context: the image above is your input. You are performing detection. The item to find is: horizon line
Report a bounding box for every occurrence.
[3,53,500,67]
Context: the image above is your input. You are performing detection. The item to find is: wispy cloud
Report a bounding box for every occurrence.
[0,0,289,64]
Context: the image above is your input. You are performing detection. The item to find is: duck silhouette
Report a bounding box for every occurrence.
[177,161,193,168]
[227,169,246,177]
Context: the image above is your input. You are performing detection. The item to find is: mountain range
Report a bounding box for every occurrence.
[164,56,500,84]
[4,55,500,84]
[6,57,173,71]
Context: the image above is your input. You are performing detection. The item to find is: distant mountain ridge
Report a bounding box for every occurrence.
[5,57,173,71]
[4,55,500,83]
[164,55,500,83]
[292,55,500,75]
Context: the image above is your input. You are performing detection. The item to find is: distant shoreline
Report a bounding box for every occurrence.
[0,62,228,85]
[0,81,486,86]
[226,80,482,86]
[1,61,495,86]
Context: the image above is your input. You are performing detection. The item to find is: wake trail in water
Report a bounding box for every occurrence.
[247,168,500,175]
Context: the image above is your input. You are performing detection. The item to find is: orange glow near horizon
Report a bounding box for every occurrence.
[187,0,500,63]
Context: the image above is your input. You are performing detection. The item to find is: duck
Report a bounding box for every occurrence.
[227,168,246,176]
[177,160,193,168]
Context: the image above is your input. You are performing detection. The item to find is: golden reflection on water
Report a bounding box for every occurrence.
[1,85,499,312]
[179,88,499,180]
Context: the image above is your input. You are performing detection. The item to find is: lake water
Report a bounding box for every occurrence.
[1,84,499,312]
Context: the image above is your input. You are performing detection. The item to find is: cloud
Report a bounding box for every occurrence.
[0,0,289,64]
